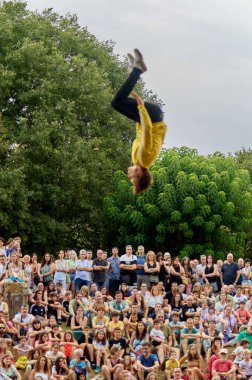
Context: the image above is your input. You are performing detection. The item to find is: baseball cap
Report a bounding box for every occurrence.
[220,348,228,354]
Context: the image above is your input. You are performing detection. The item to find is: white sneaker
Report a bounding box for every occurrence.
[133,48,147,73]
[127,53,134,67]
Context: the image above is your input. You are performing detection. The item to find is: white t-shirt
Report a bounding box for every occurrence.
[14,313,34,324]
[239,359,252,376]
[233,346,245,364]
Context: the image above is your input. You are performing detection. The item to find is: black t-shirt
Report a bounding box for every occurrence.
[92,259,108,282]
[181,303,197,321]
[125,312,143,321]
[47,300,57,318]
[30,304,46,318]
[109,337,127,350]
[78,335,93,345]
[221,262,239,285]
[164,291,182,305]
[62,300,69,313]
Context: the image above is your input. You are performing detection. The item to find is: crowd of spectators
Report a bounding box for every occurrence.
[0,237,251,380]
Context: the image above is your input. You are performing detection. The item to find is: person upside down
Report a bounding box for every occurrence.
[111,48,167,195]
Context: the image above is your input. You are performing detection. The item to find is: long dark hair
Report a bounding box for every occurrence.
[181,256,190,270]
[54,357,68,375]
[171,294,182,308]
[135,322,147,339]
[187,344,200,361]
[40,253,53,267]
[34,355,50,373]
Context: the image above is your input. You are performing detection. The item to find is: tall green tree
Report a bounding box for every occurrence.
[0,1,143,252]
[104,147,252,258]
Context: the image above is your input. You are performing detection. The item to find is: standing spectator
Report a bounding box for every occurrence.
[203,255,218,292]
[169,257,185,287]
[120,245,137,288]
[181,257,193,294]
[241,259,252,285]
[221,253,240,286]
[37,253,55,288]
[108,247,121,297]
[93,249,110,289]
[216,260,223,291]
[75,250,93,293]
[143,251,160,289]
[67,250,77,295]
[196,255,206,285]
[136,245,148,289]
[54,250,69,291]
[0,238,5,257]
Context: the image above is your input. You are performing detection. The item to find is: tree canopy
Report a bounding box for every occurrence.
[0,1,142,252]
[104,147,252,258]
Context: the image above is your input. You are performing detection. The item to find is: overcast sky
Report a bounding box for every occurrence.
[25,0,252,155]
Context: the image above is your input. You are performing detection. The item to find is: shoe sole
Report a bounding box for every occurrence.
[134,48,147,72]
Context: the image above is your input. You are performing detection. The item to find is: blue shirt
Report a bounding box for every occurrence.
[138,353,158,367]
[136,255,146,275]
[70,359,90,379]
[107,256,120,280]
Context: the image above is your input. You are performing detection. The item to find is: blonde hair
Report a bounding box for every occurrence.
[146,251,156,263]
[80,285,89,296]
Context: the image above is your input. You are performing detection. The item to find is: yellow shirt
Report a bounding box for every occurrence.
[165,358,180,371]
[108,320,125,332]
[132,104,167,169]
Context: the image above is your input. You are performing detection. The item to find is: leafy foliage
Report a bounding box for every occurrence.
[0,1,143,252]
[104,147,252,258]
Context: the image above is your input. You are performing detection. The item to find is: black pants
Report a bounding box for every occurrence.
[111,68,163,123]
[109,279,121,297]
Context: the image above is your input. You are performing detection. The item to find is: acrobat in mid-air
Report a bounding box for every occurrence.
[112,48,167,195]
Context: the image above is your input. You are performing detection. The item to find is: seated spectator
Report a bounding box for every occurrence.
[165,350,180,380]
[0,353,22,380]
[232,338,250,365]
[102,345,124,380]
[35,331,52,354]
[69,348,91,380]
[110,291,129,319]
[92,329,109,373]
[148,318,168,365]
[13,304,35,338]
[108,312,125,338]
[92,306,109,333]
[179,343,204,380]
[180,318,201,355]
[237,324,252,349]
[239,349,252,379]
[59,330,78,361]
[211,348,236,380]
[129,321,148,358]
[136,342,159,380]
[45,342,66,366]
[235,300,251,329]
[52,356,73,380]
[78,326,95,366]
[218,306,237,347]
